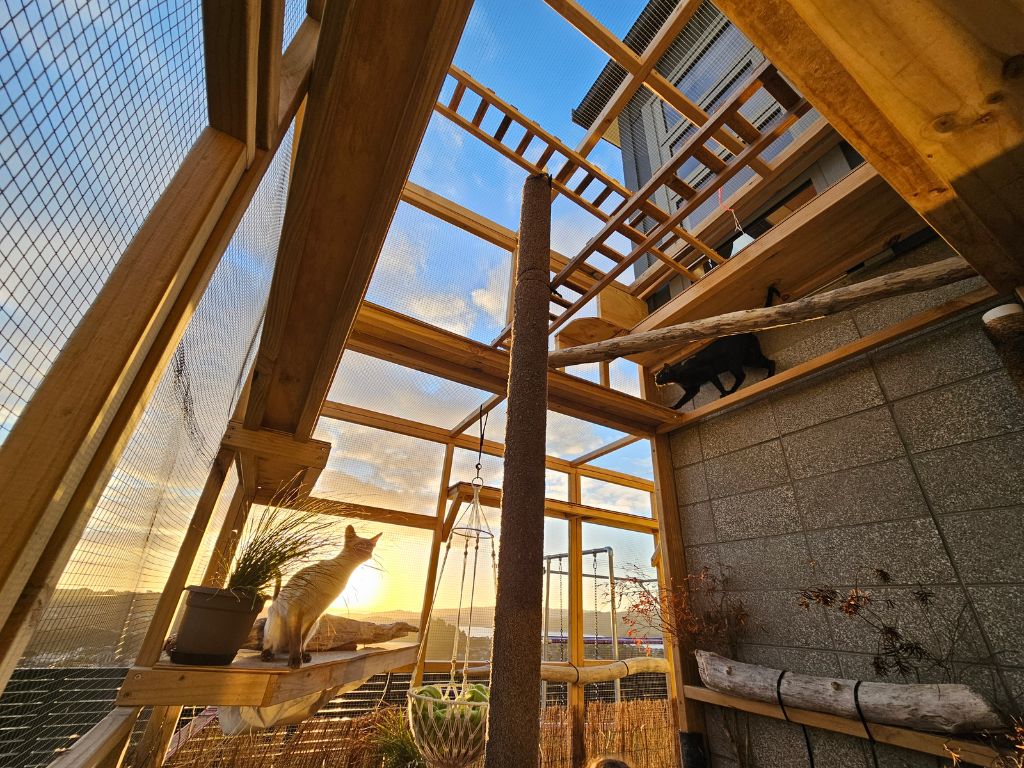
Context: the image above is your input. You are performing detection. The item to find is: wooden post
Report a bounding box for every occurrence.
[413,442,456,684]
[484,173,551,768]
[567,472,586,768]
[642,371,708,768]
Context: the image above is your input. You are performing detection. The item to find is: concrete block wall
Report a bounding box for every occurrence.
[662,240,1024,767]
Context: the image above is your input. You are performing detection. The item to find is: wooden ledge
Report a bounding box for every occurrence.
[117,641,418,707]
[684,684,1004,766]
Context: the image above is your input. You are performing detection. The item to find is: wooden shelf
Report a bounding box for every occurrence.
[117,641,418,707]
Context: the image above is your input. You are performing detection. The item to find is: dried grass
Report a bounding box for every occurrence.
[161,700,677,768]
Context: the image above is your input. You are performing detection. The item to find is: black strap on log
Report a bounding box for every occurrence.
[853,680,880,768]
[776,669,815,767]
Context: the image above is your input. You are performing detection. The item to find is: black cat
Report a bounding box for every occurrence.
[655,286,780,410]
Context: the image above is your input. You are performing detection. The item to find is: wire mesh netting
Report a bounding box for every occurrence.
[0,121,295,768]
[0,0,207,443]
[281,0,305,51]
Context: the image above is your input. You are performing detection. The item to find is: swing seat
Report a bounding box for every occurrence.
[408,684,489,768]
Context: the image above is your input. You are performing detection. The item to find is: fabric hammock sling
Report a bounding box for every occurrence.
[408,412,498,768]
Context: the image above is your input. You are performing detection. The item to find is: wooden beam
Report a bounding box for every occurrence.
[544,0,772,177]
[658,285,998,431]
[203,0,260,165]
[567,473,585,767]
[683,685,1004,766]
[449,393,505,438]
[347,303,675,435]
[572,0,702,156]
[629,163,927,367]
[222,421,330,469]
[319,401,655,492]
[569,435,642,466]
[261,494,439,530]
[255,0,285,149]
[0,24,317,698]
[550,256,977,367]
[244,0,472,438]
[711,0,1024,291]
[450,483,658,533]
[47,708,137,768]
[400,181,623,300]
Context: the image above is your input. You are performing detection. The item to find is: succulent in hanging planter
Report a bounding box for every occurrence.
[169,506,335,666]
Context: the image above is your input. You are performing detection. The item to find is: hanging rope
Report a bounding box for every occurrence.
[717,187,745,236]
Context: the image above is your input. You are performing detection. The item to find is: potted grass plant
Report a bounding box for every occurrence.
[170,507,334,666]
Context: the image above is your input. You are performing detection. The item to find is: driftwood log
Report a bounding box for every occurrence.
[547,256,977,367]
[696,651,1004,734]
[241,614,418,652]
[468,656,669,684]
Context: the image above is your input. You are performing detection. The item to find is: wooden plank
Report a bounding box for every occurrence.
[567,474,585,767]
[347,303,674,435]
[712,0,1024,291]
[683,685,1004,766]
[449,392,505,438]
[46,708,137,768]
[222,421,330,468]
[569,435,641,466]
[450,482,658,533]
[117,642,418,707]
[203,0,260,165]
[319,401,654,492]
[256,0,285,149]
[244,0,472,438]
[658,286,998,431]
[413,443,455,683]
[261,494,439,530]
[629,163,926,367]
[0,23,316,709]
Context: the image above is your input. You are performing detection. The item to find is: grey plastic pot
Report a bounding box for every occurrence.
[170,585,266,666]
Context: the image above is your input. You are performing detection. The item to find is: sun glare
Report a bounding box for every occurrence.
[330,563,383,613]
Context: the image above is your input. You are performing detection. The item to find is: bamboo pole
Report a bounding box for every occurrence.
[548,257,977,367]
[484,172,551,768]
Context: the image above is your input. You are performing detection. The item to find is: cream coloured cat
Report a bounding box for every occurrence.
[261,524,381,668]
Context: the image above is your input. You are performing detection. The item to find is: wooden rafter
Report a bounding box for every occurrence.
[568,434,642,466]
[544,0,772,177]
[319,400,655,493]
[346,303,675,436]
[711,0,1024,291]
[244,0,472,438]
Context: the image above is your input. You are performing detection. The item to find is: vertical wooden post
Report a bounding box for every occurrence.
[413,442,456,684]
[485,173,551,768]
[567,471,586,767]
[642,371,708,768]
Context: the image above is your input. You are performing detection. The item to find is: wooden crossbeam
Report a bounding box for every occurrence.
[319,400,655,493]
[569,434,642,466]
[244,0,472,439]
[544,0,772,177]
[448,482,658,533]
[346,303,674,436]
[203,0,260,165]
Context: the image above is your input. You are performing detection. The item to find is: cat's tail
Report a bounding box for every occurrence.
[272,569,282,599]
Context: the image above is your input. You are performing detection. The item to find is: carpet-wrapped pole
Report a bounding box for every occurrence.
[484,172,551,768]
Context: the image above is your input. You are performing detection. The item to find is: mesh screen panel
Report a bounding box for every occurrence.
[588,439,654,481]
[282,0,304,50]
[313,419,445,516]
[0,0,207,442]
[328,351,492,431]
[0,124,294,768]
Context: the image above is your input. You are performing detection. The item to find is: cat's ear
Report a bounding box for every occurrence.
[345,524,356,542]
[369,532,382,545]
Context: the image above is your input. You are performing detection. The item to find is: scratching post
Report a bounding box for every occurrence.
[484,173,551,768]
[982,302,1024,397]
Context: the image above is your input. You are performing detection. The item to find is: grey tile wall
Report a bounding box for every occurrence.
[665,246,1023,767]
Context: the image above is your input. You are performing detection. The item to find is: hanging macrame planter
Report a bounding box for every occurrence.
[408,415,498,768]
